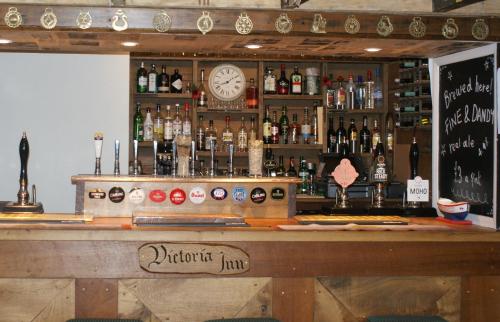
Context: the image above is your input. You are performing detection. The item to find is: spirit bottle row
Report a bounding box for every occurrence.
[264,64,320,96]
[136,62,184,94]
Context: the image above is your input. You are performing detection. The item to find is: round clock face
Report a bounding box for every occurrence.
[208,64,246,101]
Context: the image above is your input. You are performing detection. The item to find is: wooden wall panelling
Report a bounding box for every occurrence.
[314,276,460,322]
[461,276,500,322]
[272,277,315,322]
[75,278,118,319]
[118,278,272,322]
[0,278,74,322]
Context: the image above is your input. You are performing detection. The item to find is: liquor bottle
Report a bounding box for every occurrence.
[237,116,248,152]
[346,74,357,110]
[196,115,205,151]
[279,105,289,144]
[263,105,272,144]
[246,78,258,109]
[335,116,347,154]
[386,113,394,152]
[394,89,417,98]
[264,67,277,94]
[164,105,173,142]
[271,111,280,144]
[371,119,381,152]
[182,103,191,136]
[290,65,302,95]
[143,107,154,141]
[360,116,371,153]
[400,60,417,69]
[370,142,389,183]
[290,113,301,144]
[355,75,366,109]
[170,68,183,93]
[276,155,286,177]
[311,104,319,144]
[298,157,309,194]
[327,116,336,153]
[394,77,413,84]
[205,120,218,151]
[365,70,375,109]
[325,73,335,109]
[158,65,170,93]
[348,119,358,155]
[136,62,148,93]
[147,64,158,93]
[221,116,234,152]
[153,104,164,141]
[286,156,298,177]
[301,107,312,144]
[374,67,383,109]
[264,146,277,177]
[133,103,144,142]
[249,116,257,143]
[197,69,207,108]
[277,64,290,95]
[172,104,183,138]
[335,76,346,110]
[409,136,419,179]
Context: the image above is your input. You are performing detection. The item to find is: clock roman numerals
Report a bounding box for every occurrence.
[208,64,246,101]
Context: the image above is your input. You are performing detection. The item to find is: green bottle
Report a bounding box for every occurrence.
[298,156,309,194]
[279,105,289,144]
[136,62,147,93]
[133,103,144,141]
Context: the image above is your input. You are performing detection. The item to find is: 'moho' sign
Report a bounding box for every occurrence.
[407,176,430,202]
[139,243,249,275]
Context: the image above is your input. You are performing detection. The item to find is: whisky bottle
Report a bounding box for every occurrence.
[290,65,302,95]
[172,104,183,138]
[371,119,381,152]
[237,116,248,152]
[133,103,144,141]
[290,113,301,144]
[346,74,356,110]
[158,65,170,93]
[196,115,205,151]
[136,62,148,93]
[359,116,371,153]
[143,107,154,141]
[264,67,276,94]
[301,107,311,144]
[277,64,290,95]
[182,103,191,136]
[197,69,207,108]
[335,76,346,110]
[170,68,183,93]
[271,111,280,144]
[164,105,173,142]
[263,105,272,144]
[147,64,158,93]
[153,104,164,141]
[348,118,358,155]
[246,78,258,109]
[279,105,289,144]
[221,116,234,152]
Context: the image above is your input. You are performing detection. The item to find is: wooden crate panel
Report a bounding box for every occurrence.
[314,277,460,322]
[0,278,74,322]
[118,277,272,322]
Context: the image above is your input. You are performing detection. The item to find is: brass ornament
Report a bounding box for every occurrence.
[376,15,393,37]
[111,9,128,32]
[409,17,426,38]
[472,18,489,40]
[153,10,171,33]
[235,12,253,35]
[76,11,92,30]
[197,11,213,35]
[4,7,22,28]
[311,13,326,34]
[442,18,459,39]
[40,8,57,30]
[344,15,360,34]
[275,13,292,34]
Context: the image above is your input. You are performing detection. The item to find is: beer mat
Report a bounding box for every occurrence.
[278,223,451,231]
[435,217,473,225]
[133,212,245,226]
[0,213,92,224]
[295,215,409,225]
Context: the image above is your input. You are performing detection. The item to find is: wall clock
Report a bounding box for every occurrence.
[208,64,246,102]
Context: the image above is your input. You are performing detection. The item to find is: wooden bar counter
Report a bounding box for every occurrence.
[0,216,499,322]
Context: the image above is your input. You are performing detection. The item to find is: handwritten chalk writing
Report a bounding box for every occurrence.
[448,135,475,155]
[474,75,492,94]
[471,103,494,124]
[444,108,463,135]
[451,186,488,204]
[444,76,472,109]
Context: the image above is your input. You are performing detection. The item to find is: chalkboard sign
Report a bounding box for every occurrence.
[438,54,495,217]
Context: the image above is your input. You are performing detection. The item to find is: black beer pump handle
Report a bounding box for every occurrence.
[19,132,29,183]
[409,137,419,180]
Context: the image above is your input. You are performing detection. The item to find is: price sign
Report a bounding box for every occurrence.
[407,176,429,202]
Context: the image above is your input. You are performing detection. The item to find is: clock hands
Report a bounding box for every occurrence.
[224,75,239,84]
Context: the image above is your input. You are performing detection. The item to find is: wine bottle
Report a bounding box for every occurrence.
[197,69,207,108]
[133,103,144,142]
[346,74,356,110]
[153,104,164,141]
[263,105,272,144]
[335,116,347,154]
[327,116,335,153]
[359,116,371,153]
[279,106,289,144]
[271,111,280,144]
[348,118,358,155]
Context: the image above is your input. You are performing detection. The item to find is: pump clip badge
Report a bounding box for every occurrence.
[232,187,247,202]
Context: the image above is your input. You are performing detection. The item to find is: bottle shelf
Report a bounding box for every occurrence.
[398,65,429,73]
[263,94,323,100]
[327,109,385,115]
[394,80,430,87]
[135,92,192,99]
[396,95,431,101]
[197,151,248,157]
[196,108,259,114]
[264,144,323,150]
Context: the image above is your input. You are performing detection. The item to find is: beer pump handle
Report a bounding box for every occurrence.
[19,132,29,184]
[409,137,419,179]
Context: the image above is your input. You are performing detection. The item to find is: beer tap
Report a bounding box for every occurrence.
[209,140,216,177]
[94,132,103,176]
[190,140,196,177]
[132,139,140,176]
[408,135,420,208]
[227,144,234,177]
[153,140,158,176]
[171,140,177,177]
[113,139,120,176]
[370,142,388,208]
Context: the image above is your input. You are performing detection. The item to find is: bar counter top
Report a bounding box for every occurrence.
[0,215,498,242]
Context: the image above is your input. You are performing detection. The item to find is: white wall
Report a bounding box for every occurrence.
[0,53,129,213]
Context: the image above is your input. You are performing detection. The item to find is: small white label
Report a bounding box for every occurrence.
[129,188,145,204]
[189,187,206,204]
[407,176,429,202]
[172,79,182,91]
[138,76,147,87]
[182,122,191,136]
